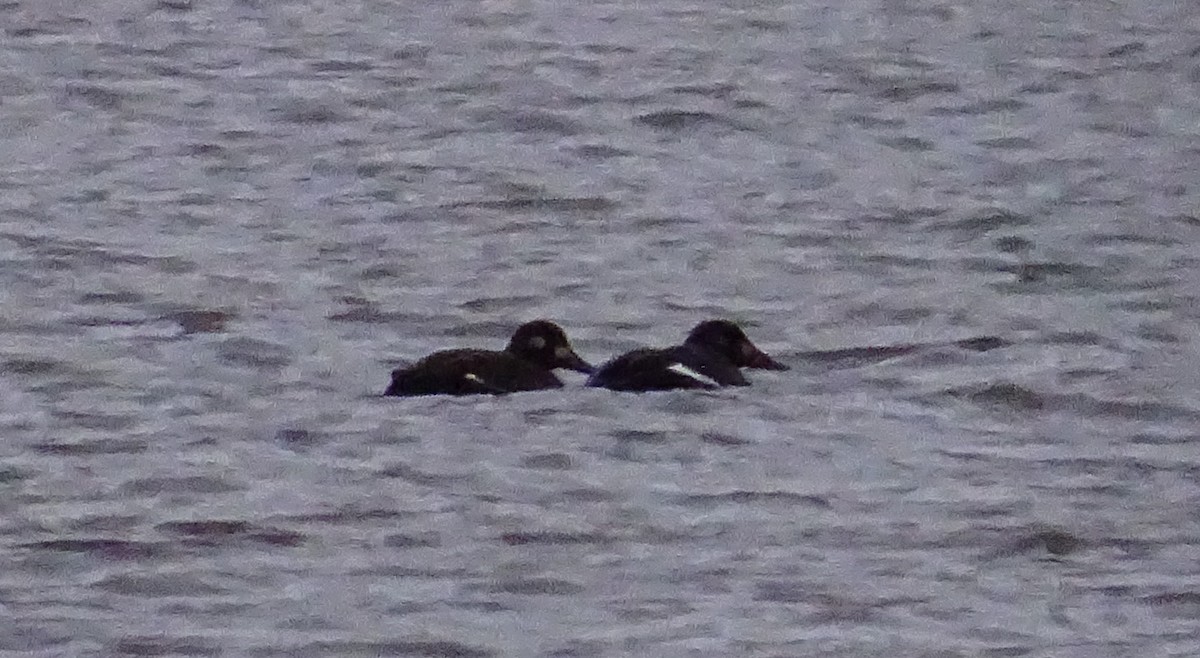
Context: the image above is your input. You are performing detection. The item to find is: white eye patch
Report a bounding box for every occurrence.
[667,363,719,388]
[529,336,546,350]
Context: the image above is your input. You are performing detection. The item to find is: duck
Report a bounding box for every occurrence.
[587,319,788,391]
[384,320,593,396]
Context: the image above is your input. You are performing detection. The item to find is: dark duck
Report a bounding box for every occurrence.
[385,320,593,396]
[587,319,788,392]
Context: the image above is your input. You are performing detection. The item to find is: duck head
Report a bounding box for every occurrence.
[685,319,789,370]
[506,320,594,374]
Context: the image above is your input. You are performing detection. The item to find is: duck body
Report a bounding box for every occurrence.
[587,319,788,392]
[384,320,592,397]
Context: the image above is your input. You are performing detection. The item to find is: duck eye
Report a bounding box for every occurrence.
[740,341,755,357]
[529,336,547,350]
[554,346,571,359]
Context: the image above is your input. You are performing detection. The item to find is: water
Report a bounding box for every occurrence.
[2,0,1200,655]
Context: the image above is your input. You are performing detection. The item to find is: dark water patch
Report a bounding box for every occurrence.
[521,452,574,469]
[631,214,699,230]
[1085,232,1180,247]
[1063,395,1198,422]
[156,520,305,547]
[181,142,226,157]
[543,639,608,658]
[1041,331,1111,347]
[215,337,293,369]
[66,315,149,328]
[282,507,408,525]
[611,597,695,622]
[64,83,126,110]
[378,462,475,486]
[954,336,1011,352]
[2,358,68,376]
[609,429,672,444]
[347,565,468,578]
[938,208,1033,234]
[384,532,442,548]
[1137,323,1179,343]
[1086,120,1153,138]
[991,260,1108,289]
[669,82,738,99]
[92,572,227,596]
[1129,432,1197,445]
[500,531,610,546]
[119,475,245,497]
[859,206,947,226]
[796,336,1006,369]
[51,410,139,431]
[157,308,232,334]
[253,639,496,658]
[310,59,374,73]
[358,263,409,280]
[993,235,1033,253]
[754,581,925,611]
[875,79,960,102]
[156,0,196,11]
[438,321,515,340]
[1114,295,1179,313]
[559,487,616,503]
[675,490,831,509]
[845,302,936,325]
[327,302,417,324]
[33,439,147,455]
[445,600,513,613]
[60,188,110,203]
[218,129,260,141]
[443,196,617,213]
[176,192,217,207]
[110,635,221,657]
[355,160,395,178]
[976,136,1036,150]
[1058,367,1116,383]
[879,136,935,152]
[949,383,1046,412]
[0,464,34,483]
[1,234,196,272]
[842,113,906,129]
[1140,591,1200,618]
[78,290,144,305]
[571,144,631,159]
[484,577,585,596]
[18,538,170,560]
[459,295,543,313]
[478,109,583,135]
[634,110,741,131]
[700,432,753,446]
[275,428,323,452]
[797,344,921,368]
[273,98,349,124]
[982,526,1083,559]
[1106,41,1147,58]
[932,98,1027,116]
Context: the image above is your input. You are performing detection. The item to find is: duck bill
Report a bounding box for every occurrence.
[744,345,790,371]
[556,347,595,374]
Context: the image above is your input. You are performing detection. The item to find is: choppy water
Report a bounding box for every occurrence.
[3,0,1200,655]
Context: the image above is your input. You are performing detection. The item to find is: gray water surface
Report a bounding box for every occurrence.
[3,0,1200,656]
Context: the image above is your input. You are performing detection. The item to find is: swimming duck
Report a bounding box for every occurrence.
[385,320,593,396]
[587,319,788,391]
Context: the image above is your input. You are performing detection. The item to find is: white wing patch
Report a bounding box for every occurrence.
[666,362,719,388]
[464,373,484,384]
